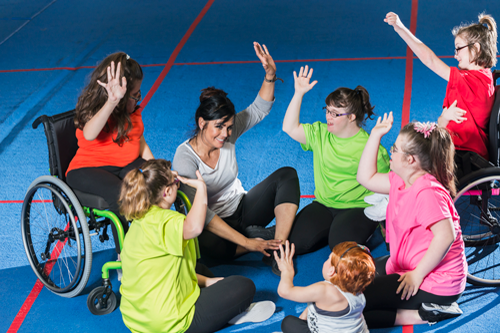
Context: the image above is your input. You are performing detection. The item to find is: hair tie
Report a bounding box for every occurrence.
[126,54,130,60]
[139,168,143,173]
[336,244,371,271]
[354,88,361,95]
[414,121,437,139]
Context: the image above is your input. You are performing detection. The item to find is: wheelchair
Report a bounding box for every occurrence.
[21,110,192,314]
[453,70,500,286]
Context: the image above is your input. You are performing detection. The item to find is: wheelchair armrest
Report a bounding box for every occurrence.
[32,115,48,129]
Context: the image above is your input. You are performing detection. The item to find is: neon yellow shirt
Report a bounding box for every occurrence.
[301,122,390,209]
[120,206,200,333]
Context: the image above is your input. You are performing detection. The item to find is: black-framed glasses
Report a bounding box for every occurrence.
[322,106,350,118]
[129,90,142,102]
[455,44,473,55]
[166,178,180,188]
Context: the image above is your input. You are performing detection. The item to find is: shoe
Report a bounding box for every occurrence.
[262,252,296,277]
[418,302,463,325]
[364,195,389,221]
[364,193,389,205]
[244,225,276,240]
[228,301,276,325]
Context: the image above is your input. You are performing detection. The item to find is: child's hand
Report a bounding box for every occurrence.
[384,12,404,31]
[396,270,424,300]
[441,100,467,124]
[177,170,206,190]
[274,240,295,276]
[371,112,393,139]
[293,65,318,95]
[97,61,127,103]
[205,277,224,287]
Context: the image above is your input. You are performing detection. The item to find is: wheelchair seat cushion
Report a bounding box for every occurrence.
[73,189,110,210]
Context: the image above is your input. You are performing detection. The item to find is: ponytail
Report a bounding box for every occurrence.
[119,159,175,220]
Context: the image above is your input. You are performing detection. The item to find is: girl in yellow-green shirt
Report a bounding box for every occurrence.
[283,66,390,255]
[118,159,272,333]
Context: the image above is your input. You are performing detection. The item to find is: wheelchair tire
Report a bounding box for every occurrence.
[21,176,92,297]
[455,168,500,286]
[87,286,117,315]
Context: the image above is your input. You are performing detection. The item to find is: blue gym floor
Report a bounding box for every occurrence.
[1,0,500,332]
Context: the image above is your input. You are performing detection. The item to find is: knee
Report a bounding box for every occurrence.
[224,275,256,299]
[281,315,304,332]
[275,166,299,181]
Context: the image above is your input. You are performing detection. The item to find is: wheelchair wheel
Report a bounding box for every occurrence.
[455,168,500,286]
[87,286,117,315]
[21,176,92,297]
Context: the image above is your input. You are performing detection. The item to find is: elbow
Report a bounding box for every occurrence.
[82,129,96,141]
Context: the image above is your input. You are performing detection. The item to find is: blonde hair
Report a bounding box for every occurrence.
[119,159,175,220]
[330,241,376,295]
[400,123,456,197]
[452,13,498,68]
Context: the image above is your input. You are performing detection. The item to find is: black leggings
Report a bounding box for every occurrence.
[363,256,461,328]
[281,315,310,333]
[66,157,146,253]
[198,167,301,259]
[185,275,256,333]
[288,201,378,255]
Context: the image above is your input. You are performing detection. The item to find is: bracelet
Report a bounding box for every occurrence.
[264,74,284,83]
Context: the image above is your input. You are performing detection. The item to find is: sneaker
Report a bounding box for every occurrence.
[364,195,389,221]
[364,193,389,205]
[228,301,276,325]
[418,302,463,325]
[244,225,276,240]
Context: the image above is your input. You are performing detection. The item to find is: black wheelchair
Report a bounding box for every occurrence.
[453,70,500,286]
[21,110,191,314]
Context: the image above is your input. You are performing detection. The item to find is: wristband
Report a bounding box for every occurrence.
[264,74,284,83]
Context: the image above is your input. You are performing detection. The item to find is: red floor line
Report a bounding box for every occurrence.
[0,55,464,73]
[139,0,215,109]
[401,0,418,128]
[6,2,216,332]
[7,222,70,333]
[400,1,418,331]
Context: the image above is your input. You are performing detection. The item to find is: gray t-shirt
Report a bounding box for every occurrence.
[172,94,274,225]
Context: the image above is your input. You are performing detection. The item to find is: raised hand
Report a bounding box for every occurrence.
[274,240,295,276]
[441,100,467,124]
[384,12,404,31]
[371,112,394,139]
[254,42,277,78]
[293,65,318,95]
[97,61,127,103]
[245,237,282,256]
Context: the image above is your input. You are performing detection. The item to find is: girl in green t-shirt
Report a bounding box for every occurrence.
[118,159,274,333]
[283,66,390,255]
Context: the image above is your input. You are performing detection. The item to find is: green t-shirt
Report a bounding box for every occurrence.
[301,122,390,209]
[120,206,200,333]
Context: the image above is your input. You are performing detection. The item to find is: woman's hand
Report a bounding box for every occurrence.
[397,270,425,300]
[293,65,318,95]
[245,237,282,256]
[177,170,206,190]
[441,100,467,125]
[254,42,277,79]
[371,112,393,139]
[384,12,405,31]
[274,240,295,276]
[97,61,127,103]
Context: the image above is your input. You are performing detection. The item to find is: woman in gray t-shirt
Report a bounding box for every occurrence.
[173,42,301,275]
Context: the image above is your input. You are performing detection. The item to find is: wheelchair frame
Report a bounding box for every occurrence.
[21,110,192,310]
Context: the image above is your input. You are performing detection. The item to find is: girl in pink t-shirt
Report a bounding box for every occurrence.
[385,12,497,166]
[356,112,467,328]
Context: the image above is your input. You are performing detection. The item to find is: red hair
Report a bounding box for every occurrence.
[329,241,376,295]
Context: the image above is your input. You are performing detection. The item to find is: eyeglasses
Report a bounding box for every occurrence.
[390,143,407,155]
[129,90,142,102]
[322,106,350,118]
[455,44,473,55]
[166,178,180,188]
